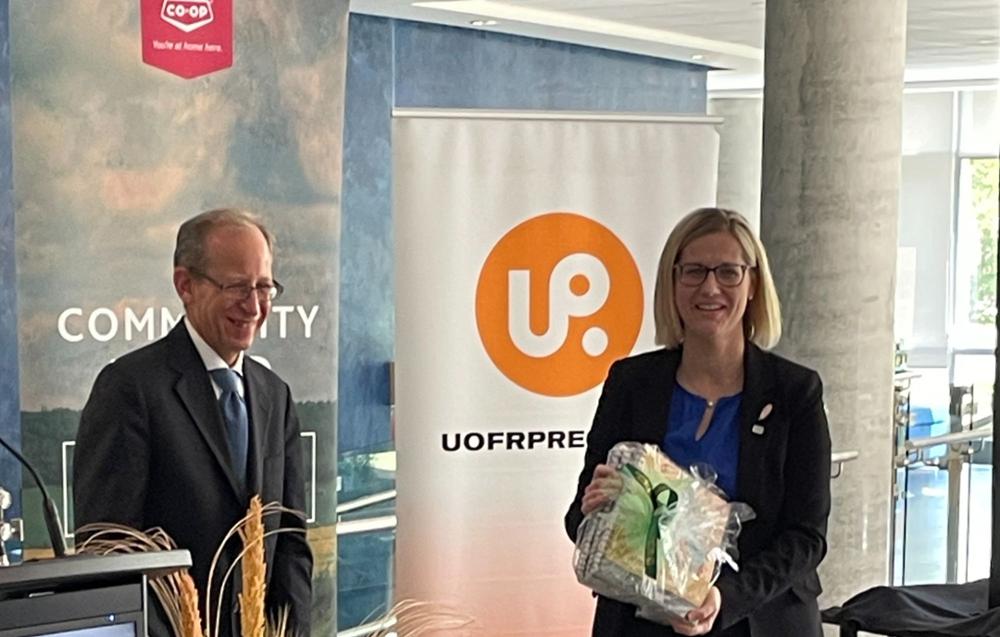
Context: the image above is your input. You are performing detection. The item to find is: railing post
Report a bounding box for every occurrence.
[946,445,964,583]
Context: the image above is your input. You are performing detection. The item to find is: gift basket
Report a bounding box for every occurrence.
[574,442,754,624]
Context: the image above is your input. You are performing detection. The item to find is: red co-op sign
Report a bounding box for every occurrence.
[141,0,233,79]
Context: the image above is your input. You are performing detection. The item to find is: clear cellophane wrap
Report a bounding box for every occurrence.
[574,442,755,625]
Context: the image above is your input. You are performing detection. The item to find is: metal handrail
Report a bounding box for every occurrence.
[337,615,396,637]
[896,425,993,470]
[832,450,860,464]
[337,489,397,515]
[831,450,860,479]
[337,515,397,536]
[904,425,992,451]
[896,421,993,583]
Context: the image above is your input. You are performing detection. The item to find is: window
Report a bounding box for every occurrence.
[894,87,998,585]
[955,157,998,331]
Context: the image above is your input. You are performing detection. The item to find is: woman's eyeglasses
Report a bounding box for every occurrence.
[673,263,753,287]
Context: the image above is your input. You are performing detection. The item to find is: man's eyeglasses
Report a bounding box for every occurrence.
[674,263,753,287]
[190,268,284,302]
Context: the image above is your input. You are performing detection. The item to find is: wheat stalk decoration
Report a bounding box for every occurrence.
[206,500,305,637]
[78,502,476,637]
[367,599,475,637]
[77,497,304,637]
[178,570,206,637]
[239,496,266,637]
[267,607,290,637]
[75,523,205,637]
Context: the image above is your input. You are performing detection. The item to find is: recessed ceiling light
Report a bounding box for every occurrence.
[470,19,499,27]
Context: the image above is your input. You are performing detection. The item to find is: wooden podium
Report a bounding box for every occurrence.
[0,550,191,637]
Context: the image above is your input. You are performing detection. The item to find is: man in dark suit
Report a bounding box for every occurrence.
[74,208,313,637]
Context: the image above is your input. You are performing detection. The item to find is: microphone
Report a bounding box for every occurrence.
[0,487,11,565]
[0,434,68,558]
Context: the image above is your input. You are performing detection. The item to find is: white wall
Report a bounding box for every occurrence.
[898,91,956,366]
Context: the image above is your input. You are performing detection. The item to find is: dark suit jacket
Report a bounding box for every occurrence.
[74,322,312,636]
[565,344,831,637]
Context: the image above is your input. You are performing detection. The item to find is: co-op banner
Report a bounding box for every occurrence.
[140,0,234,78]
[393,109,720,635]
[11,1,348,632]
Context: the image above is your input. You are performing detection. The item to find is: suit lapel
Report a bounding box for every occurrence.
[737,344,776,504]
[168,322,246,502]
[630,345,776,506]
[633,349,681,444]
[243,359,273,498]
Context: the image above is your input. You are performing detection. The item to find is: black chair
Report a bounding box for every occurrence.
[822,579,1000,637]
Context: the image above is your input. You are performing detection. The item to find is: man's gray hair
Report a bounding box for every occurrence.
[173,208,275,271]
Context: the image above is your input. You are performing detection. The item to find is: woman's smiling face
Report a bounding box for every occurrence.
[673,231,755,346]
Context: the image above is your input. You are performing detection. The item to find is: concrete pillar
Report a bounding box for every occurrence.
[760,0,907,610]
[707,96,763,224]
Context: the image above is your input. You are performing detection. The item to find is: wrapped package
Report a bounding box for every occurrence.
[574,442,754,625]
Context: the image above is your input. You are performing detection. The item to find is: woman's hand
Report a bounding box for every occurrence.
[580,463,623,515]
[670,586,721,635]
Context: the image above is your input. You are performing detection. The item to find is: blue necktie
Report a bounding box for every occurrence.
[210,368,249,490]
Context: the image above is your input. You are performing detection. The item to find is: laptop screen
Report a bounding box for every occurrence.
[35,624,136,637]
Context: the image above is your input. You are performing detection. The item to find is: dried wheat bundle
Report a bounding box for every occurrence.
[367,599,476,637]
[78,496,305,637]
[206,498,306,637]
[75,523,205,637]
[267,607,290,637]
[178,568,205,637]
[239,496,266,637]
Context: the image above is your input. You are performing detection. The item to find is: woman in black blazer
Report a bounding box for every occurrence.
[565,207,831,636]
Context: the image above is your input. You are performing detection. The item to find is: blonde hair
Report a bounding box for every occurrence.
[653,207,782,349]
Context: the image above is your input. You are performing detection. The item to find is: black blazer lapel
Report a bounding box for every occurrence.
[632,348,682,444]
[168,322,246,502]
[737,344,776,504]
[243,359,273,499]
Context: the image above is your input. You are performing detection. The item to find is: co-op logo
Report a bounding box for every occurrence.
[161,0,214,32]
[475,212,643,397]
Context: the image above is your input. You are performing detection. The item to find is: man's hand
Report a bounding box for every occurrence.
[670,586,721,636]
[580,463,623,515]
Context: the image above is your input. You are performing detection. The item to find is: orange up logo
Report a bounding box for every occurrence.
[475,212,643,397]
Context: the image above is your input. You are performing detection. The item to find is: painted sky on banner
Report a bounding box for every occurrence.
[11,0,347,411]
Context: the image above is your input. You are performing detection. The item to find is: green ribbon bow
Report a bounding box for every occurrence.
[623,463,679,578]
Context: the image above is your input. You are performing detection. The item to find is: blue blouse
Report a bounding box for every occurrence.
[663,383,742,499]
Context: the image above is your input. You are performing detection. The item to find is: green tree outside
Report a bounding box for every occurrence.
[970,158,999,325]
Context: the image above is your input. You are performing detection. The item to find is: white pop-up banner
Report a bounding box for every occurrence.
[393,110,720,636]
